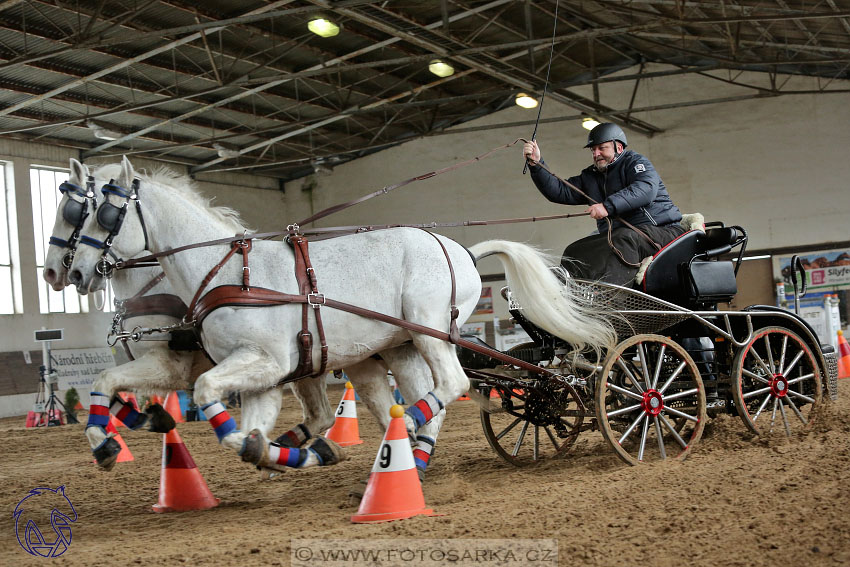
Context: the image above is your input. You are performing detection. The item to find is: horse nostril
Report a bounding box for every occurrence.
[43,268,56,284]
[68,270,82,286]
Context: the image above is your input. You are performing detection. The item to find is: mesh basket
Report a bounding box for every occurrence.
[823,350,839,401]
[574,280,692,340]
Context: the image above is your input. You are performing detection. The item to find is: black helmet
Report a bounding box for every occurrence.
[584,123,627,148]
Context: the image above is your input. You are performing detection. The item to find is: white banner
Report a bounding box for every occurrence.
[51,347,117,404]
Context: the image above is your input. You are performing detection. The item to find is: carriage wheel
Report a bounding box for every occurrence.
[596,334,706,466]
[731,326,821,436]
[480,382,583,467]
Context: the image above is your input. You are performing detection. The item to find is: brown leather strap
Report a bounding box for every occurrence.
[288,236,328,379]
[190,285,555,385]
[130,271,166,299]
[186,239,247,321]
[122,293,189,320]
[421,230,461,344]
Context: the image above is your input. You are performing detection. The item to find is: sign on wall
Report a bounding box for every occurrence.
[473,286,493,315]
[52,348,116,405]
[773,248,850,298]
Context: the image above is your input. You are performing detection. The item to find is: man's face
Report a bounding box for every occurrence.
[590,141,620,171]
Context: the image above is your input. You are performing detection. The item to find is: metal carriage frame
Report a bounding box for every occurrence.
[464,243,840,467]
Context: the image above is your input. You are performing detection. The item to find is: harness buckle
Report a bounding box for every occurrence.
[307,292,325,308]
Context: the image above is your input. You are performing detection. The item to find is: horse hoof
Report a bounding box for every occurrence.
[259,467,283,481]
[146,404,176,433]
[347,479,368,506]
[239,429,269,466]
[308,437,347,466]
[93,437,121,471]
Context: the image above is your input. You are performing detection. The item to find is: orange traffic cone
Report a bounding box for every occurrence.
[351,405,434,523]
[457,392,471,401]
[121,391,140,411]
[838,330,850,379]
[149,394,165,406]
[163,391,185,423]
[105,415,133,463]
[152,428,220,513]
[325,382,363,446]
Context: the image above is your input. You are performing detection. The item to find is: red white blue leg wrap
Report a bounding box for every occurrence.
[413,435,435,471]
[86,392,111,429]
[404,392,444,430]
[109,396,145,429]
[268,444,308,468]
[201,401,238,442]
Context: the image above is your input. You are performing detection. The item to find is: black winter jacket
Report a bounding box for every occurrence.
[529,149,682,233]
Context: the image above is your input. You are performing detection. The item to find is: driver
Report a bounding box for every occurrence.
[523,123,684,286]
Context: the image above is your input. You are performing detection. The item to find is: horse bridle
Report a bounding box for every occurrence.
[78,178,150,278]
[50,176,98,269]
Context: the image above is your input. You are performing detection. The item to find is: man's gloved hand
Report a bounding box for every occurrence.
[587,203,609,219]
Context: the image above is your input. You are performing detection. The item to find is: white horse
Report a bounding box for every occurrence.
[68,157,615,473]
[44,159,337,470]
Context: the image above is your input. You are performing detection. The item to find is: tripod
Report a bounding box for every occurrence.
[35,341,71,427]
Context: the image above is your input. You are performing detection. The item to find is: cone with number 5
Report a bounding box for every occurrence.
[351,404,434,523]
[325,382,363,446]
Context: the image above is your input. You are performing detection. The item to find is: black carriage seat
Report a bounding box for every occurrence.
[642,226,742,306]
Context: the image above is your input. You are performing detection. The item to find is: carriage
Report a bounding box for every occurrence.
[459,223,840,466]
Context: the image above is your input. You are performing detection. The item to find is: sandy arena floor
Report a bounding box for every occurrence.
[1,380,849,567]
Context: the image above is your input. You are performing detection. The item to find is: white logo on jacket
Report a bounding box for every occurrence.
[634,163,646,173]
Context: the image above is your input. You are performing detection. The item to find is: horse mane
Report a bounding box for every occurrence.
[91,163,251,232]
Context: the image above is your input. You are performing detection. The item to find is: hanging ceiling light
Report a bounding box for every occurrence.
[582,117,601,131]
[428,59,454,78]
[308,17,339,37]
[514,93,538,109]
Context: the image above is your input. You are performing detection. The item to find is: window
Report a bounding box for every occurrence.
[29,165,115,314]
[0,161,19,314]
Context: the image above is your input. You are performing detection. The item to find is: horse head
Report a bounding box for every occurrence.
[43,158,91,291]
[13,486,78,557]
[69,156,148,294]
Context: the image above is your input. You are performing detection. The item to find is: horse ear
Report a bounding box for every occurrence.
[119,155,135,186]
[69,158,86,183]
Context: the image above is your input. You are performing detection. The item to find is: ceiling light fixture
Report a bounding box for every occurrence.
[308,17,339,37]
[428,59,454,78]
[582,117,601,131]
[86,120,121,141]
[514,93,538,109]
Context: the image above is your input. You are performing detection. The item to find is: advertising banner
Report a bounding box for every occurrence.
[773,248,850,298]
[52,347,117,405]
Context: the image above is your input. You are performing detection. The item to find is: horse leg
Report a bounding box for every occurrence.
[380,344,444,481]
[194,346,345,471]
[273,375,333,448]
[86,349,192,471]
[401,336,469,439]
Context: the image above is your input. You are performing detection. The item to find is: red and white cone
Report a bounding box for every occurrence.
[325,382,363,446]
[351,405,434,523]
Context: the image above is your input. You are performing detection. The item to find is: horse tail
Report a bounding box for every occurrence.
[468,240,616,355]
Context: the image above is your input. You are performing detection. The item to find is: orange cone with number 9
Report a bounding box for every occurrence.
[351,404,434,523]
[325,382,363,446]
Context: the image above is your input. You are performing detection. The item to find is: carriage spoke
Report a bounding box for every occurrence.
[654,416,667,460]
[778,398,791,436]
[783,395,808,426]
[619,411,646,445]
[544,426,561,451]
[651,345,666,390]
[743,385,772,400]
[764,334,776,374]
[662,387,698,402]
[511,420,531,457]
[616,358,645,394]
[779,334,788,372]
[743,368,771,384]
[637,342,650,389]
[659,413,688,449]
[768,397,779,432]
[781,350,804,377]
[607,403,643,417]
[787,373,815,385]
[751,392,773,422]
[752,349,772,376]
[533,426,539,461]
[495,417,523,441]
[607,382,644,401]
[657,361,687,394]
[786,389,815,404]
[637,414,650,461]
[662,405,699,423]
